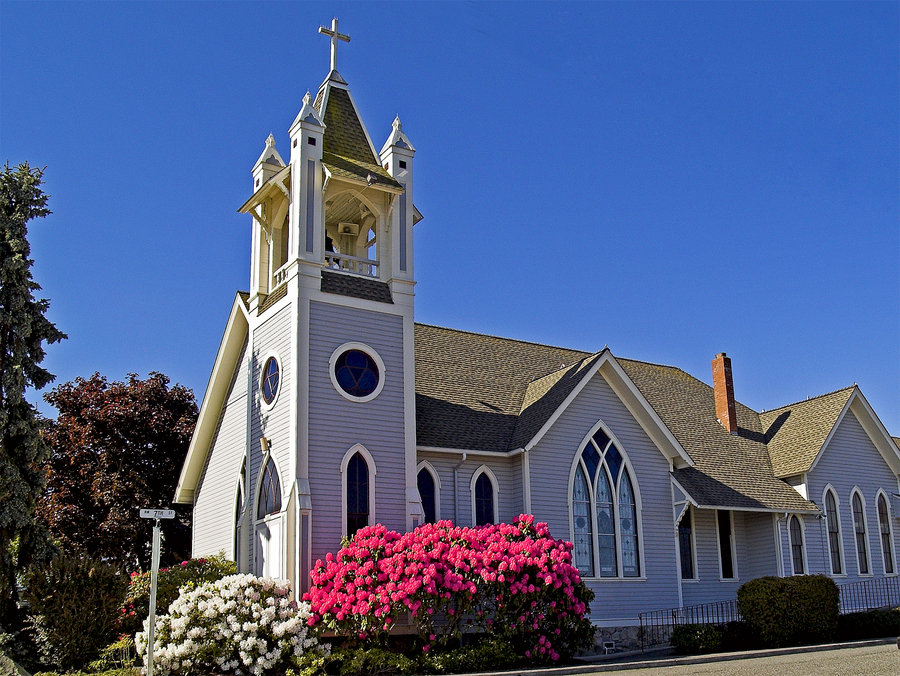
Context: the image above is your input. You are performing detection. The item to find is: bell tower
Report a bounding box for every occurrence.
[237,18,423,595]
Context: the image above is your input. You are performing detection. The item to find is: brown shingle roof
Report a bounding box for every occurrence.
[316,85,400,189]
[321,270,393,304]
[618,359,818,512]
[759,387,855,478]
[413,324,819,513]
[414,324,589,451]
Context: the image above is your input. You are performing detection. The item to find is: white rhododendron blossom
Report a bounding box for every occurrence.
[135,573,324,675]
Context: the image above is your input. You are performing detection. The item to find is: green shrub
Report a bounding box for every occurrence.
[737,574,839,647]
[87,634,137,671]
[420,638,518,673]
[720,620,760,651]
[120,553,235,635]
[23,554,128,671]
[669,624,724,654]
[324,646,419,675]
[837,608,900,641]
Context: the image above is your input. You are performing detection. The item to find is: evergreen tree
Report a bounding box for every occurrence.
[0,163,65,622]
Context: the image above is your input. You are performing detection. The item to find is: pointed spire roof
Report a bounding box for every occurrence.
[254,133,285,169]
[380,115,415,154]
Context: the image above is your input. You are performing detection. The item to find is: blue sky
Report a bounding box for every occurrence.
[2,1,898,433]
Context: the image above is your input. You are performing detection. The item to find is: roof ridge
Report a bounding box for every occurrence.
[414,322,593,356]
[762,385,856,415]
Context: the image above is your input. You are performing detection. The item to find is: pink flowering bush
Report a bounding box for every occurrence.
[305,515,594,663]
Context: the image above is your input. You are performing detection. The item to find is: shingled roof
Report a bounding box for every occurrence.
[413,323,819,513]
[315,83,401,190]
[759,387,855,478]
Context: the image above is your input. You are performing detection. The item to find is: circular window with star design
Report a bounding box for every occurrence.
[328,342,386,403]
[260,354,281,408]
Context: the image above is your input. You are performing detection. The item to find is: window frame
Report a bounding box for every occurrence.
[416,460,441,524]
[788,515,808,576]
[823,485,846,576]
[715,509,738,581]
[233,458,247,570]
[470,465,499,526]
[876,490,896,576]
[677,505,698,582]
[851,487,872,576]
[253,453,285,578]
[566,421,646,580]
[259,351,283,410]
[340,444,377,537]
[328,342,386,403]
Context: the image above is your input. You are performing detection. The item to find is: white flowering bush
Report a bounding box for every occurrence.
[135,573,325,675]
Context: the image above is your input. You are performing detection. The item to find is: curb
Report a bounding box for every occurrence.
[459,637,898,676]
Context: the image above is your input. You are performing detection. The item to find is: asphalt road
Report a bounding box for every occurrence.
[594,643,900,675]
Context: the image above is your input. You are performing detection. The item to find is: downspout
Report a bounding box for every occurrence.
[453,452,467,524]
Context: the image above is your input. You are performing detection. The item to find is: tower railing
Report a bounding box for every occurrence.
[324,253,378,277]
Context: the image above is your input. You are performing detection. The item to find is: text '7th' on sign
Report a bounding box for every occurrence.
[139,508,176,520]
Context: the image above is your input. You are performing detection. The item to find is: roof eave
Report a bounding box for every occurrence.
[174,293,250,504]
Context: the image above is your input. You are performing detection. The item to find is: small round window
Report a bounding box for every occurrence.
[261,356,280,405]
[334,349,380,398]
[328,343,385,402]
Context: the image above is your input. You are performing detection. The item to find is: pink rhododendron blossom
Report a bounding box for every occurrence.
[304,515,594,663]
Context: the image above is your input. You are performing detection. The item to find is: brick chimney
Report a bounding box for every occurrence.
[712,352,738,434]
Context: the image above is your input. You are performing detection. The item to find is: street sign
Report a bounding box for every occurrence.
[139,509,176,520]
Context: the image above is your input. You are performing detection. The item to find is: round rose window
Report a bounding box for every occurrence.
[334,349,380,398]
[261,356,280,405]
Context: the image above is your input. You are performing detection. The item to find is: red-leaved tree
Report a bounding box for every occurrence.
[38,372,197,570]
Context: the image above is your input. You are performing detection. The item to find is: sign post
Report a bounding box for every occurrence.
[139,509,175,676]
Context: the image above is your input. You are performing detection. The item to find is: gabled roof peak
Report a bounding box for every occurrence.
[290,90,324,132]
[253,132,285,168]
[380,114,416,154]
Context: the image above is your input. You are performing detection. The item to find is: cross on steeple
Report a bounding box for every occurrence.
[318,18,350,73]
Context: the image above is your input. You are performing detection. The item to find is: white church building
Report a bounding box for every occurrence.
[175,21,900,630]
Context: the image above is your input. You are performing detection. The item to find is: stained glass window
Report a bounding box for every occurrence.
[257,457,282,520]
[573,466,592,575]
[335,350,379,398]
[570,426,640,578]
[261,356,280,404]
[718,511,735,579]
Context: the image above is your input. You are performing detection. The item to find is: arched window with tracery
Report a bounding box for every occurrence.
[257,457,282,519]
[570,425,642,578]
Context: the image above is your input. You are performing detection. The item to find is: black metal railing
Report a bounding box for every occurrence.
[838,575,900,614]
[638,599,742,651]
[637,576,900,652]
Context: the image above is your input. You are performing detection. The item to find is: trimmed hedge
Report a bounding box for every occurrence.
[670,624,724,654]
[737,574,839,647]
[837,608,900,641]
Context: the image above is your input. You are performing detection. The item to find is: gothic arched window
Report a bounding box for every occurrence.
[346,452,370,537]
[789,515,805,575]
[417,466,437,524]
[257,457,282,519]
[472,468,497,526]
[824,488,843,575]
[877,493,895,575]
[569,426,642,578]
[852,490,870,575]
